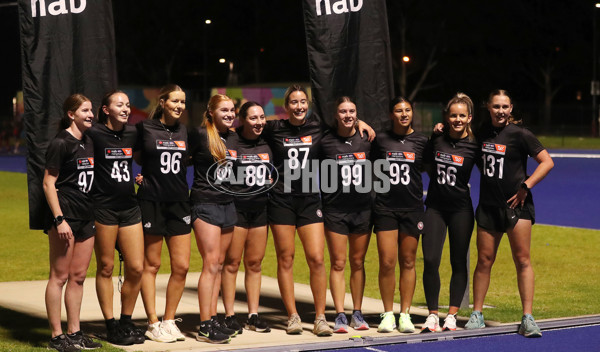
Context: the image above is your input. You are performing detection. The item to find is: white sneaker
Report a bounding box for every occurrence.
[442,314,457,331]
[161,318,186,341]
[421,313,441,333]
[145,321,176,343]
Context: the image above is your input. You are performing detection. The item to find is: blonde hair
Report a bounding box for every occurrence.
[202,94,232,162]
[444,92,475,141]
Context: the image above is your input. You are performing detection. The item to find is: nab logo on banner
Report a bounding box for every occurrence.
[315,0,363,16]
[31,0,87,17]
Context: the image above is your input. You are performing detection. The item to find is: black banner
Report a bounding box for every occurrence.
[19,0,117,229]
[302,0,394,132]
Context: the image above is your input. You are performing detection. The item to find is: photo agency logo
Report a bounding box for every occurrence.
[207,157,279,196]
[283,159,412,194]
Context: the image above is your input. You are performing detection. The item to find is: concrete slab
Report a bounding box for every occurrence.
[0,272,477,351]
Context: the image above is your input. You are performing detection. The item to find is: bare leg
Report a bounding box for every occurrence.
[297,223,327,318]
[325,229,348,313]
[472,226,503,311]
[271,224,298,317]
[163,234,190,320]
[94,223,119,320]
[46,227,75,337]
[243,226,268,314]
[222,226,248,317]
[141,234,163,324]
[376,230,398,312]
[348,233,370,311]
[65,236,95,334]
[116,223,145,316]
[398,233,418,313]
[507,219,534,315]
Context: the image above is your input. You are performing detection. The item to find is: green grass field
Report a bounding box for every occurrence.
[1,169,599,350]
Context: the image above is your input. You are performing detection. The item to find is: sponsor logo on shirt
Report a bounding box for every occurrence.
[482,143,506,155]
[77,157,94,169]
[105,148,132,159]
[435,151,464,166]
[227,149,237,159]
[385,151,415,163]
[283,136,313,146]
[156,140,186,150]
[336,152,367,165]
[240,153,271,164]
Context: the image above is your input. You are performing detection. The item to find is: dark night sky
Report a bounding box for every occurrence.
[0,0,596,128]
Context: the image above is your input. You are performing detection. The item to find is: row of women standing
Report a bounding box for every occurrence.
[42,85,553,351]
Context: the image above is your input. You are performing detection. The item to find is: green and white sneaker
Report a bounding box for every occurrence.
[398,311,415,333]
[377,312,396,333]
[518,314,542,338]
[465,311,485,330]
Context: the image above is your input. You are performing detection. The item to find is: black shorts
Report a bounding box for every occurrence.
[236,207,268,228]
[94,206,142,227]
[267,193,323,227]
[372,208,424,236]
[44,217,96,241]
[324,209,372,235]
[139,199,191,236]
[191,202,237,229]
[476,202,536,233]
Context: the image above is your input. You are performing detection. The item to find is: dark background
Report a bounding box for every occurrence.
[0,0,595,134]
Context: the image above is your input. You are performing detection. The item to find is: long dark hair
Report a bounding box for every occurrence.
[148,84,184,120]
[97,90,125,124]
[60,94,90,130]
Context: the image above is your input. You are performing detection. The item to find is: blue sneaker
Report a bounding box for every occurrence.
[465,311,485,330]
[333,313,349,333]
[350,310,369,330]
[518,314,542,337]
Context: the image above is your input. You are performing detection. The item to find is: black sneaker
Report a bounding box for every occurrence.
[68,331,102,350]
[212,316,238,337]
[106,320,135,346]
[120,320,145,344]
[196,320,231,344]
[245,314,271,333]
[224,315,243,335]
[48,334,81,352]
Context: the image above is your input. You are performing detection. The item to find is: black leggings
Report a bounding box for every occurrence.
[422,207,474,311]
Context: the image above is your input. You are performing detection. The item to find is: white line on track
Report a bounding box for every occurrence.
[549,153,600,158]
[365,347,388,352]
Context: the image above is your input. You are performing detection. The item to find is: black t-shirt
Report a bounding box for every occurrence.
[478,123,545,207]
[229,128,274,211]
[45,129,94,220]
[424,134,480,212]
[372,130,428,212]
[263,113,324,195]
[87,123,138,210]
[136,119,189,202]
[319,129,372,212]
[189,127,236,204]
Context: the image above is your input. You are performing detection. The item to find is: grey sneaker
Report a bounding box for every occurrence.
[350,310,369,330]
[286,313,303,335]
[333,313,349,333]
[313,314,333,336]
[465,311,485,330]
[518,314,542,337]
